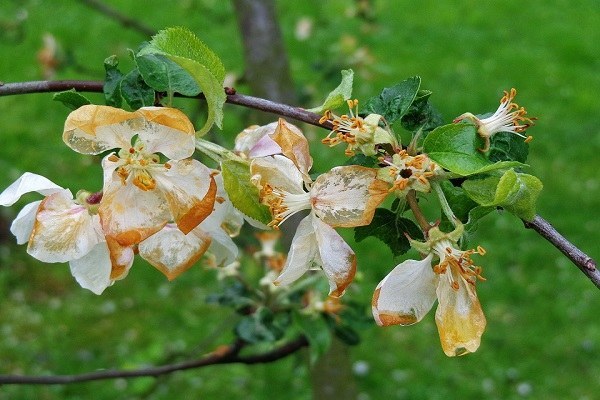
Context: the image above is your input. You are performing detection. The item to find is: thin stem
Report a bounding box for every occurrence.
[406,190,430,232]
[0,336,308,385]
[432,181,457,228]
[523,215,599,288]
[0,79,596,285]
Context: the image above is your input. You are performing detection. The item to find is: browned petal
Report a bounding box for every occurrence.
[136,107,195,135]
[328,252,356,298]
[106,236,134,280]
[64,105,136,137]
[270,118,313,176]
[371,287,419,326]
[176,175,218,234]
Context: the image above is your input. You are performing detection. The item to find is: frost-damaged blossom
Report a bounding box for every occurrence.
[0,173,133,294]
[63,105,217,246]
[320,99,398,157]
[372,223,487,356]
[252,152,389,297]
[137,171,242,280]
[453,88,535,152]
[378,150,443,196]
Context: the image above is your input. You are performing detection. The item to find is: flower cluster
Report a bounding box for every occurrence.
[378,150,442,196]
[1,105,239,294]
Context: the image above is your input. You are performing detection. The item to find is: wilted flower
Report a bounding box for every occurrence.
[379,150,442,196]
[0,173,132,294]
[453,88,535,152]
[372,223,487,356]
[252,154,388,296]
[63,105,217,246]
[320,99,397,156]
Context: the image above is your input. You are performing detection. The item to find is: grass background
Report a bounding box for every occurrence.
[0,0,599,399]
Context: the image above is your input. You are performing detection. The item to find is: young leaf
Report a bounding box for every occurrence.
[103,55,124,107]
[462,169,543,221]
[136,52,201,96]
[52,90,91,110]
[120,69,155,109]
[400,89,443,132]
[221,159,272,225]
[138,27,226,135]
[423,123,523,176]
[307,69,354,113]
[354,208,422,257]
[488,131,529,164]
[364,76,421,124]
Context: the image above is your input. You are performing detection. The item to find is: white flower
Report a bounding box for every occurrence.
[63,105,217,246]
[0,173,132,294]
[372,223,486,356]
[453,88,535,152]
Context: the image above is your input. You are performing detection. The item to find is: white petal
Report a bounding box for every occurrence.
[372,254,437,326]
[99,178,170,246]
[274,215,318,286]
[63,105,138,154]
[28,191,104,263]
[435,276,487,356]
[136,107,196,160]
[311,166,389,227]
[312,215,356,297]
[69,242,113,295]
[205,227,239,266]
[0,172,64,206]
[153,159,216,234]
[248,133,282,158]
[250,155,305,195]
[139,224,211,280]
[10,201,41,244]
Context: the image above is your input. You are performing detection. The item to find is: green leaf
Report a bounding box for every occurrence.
[221,159,272,225]
[400,89,443,132]
[235,308,286,344]
[293,311,332,365]
[462,169,543,221]
[138,27,226,135]
[464,205,495,239]
[136,53,201,96]
[307,69,354,113]
[205,281,255,312]
[103,55,124,107]
[354,208,422,257]
[439,180,478,223]
[364,76,421,124]
[120,69,155,109]
[52,90,91,110]
[344,153,378,168]
[488,131,529,164]
[424,123,523,176]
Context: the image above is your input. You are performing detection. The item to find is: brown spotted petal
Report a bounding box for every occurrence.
[310,166,389,228]
[435,274,486,356]
[312,214,356,297]
[270,118,313,181]
[139,224,211,280]
[154,159,217,234]
[372,255,437,326]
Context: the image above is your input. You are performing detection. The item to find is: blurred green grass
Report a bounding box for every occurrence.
[0,0,599,399]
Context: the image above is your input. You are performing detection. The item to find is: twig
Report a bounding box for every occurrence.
[0,79,596,285]
[524,215,599,288]
[78,0,155,37]
[0,336,308,385]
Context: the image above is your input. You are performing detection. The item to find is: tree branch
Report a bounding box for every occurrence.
[0,79,596,287]
[77,0,155,37]
[524,215,599,288]
[0,336,308,385]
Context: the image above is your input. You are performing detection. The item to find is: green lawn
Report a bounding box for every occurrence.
[1,1,599,399]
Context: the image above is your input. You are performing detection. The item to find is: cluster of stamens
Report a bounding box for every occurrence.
[454,88,536,152]
[109,141,164,191]
[320,99,372,156]
[432,241,486,290]
[382,150,439,193]
[258,184,310,229]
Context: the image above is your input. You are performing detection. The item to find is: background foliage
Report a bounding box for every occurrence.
[0,1,599,398]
